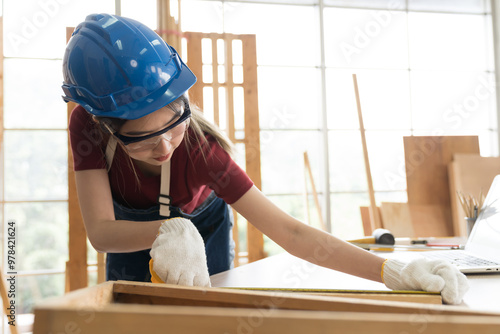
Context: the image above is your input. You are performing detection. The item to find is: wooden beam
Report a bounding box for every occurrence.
[66,27,88,292]
[241,35,265,262]
[352,74,382,231]
[184,32,203,108]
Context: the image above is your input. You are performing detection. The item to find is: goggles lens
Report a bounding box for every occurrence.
[115,105,191,152]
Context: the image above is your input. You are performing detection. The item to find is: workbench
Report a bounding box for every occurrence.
[33,252,500,333]
[211,251,500,313]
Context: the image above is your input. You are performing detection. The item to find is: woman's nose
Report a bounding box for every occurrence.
[153,137,172,154]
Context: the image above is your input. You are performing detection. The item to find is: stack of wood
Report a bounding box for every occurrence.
[362,135,500,238]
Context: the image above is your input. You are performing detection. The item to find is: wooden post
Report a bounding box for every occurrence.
[66,27,88,292]
[185,32,203,109]
[157,0,182,52]
[242,35,265,262]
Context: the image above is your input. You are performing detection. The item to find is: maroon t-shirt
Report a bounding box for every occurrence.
[69,106,253,214]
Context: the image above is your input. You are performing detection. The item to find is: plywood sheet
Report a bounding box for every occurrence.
[379,202,452,238]
[379,202,414,238]
[404,136,479,236]
[448,154,500,236]
[409,204,453,237]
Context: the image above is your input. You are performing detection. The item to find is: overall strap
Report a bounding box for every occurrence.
[105,136,172,217]
[159,160,172,217]
[105,136,118,171]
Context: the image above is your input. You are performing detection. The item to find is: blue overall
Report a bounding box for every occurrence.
[105,192,235,282]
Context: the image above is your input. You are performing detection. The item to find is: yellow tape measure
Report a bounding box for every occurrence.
[222,287,440,295]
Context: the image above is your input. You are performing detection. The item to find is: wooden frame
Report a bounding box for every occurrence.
[34,281,500,333]
[185,32,265,265]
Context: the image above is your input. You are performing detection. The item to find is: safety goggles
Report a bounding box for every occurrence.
[114,104,191,152]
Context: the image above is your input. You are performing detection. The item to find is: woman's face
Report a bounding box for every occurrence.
[118,105,188,166]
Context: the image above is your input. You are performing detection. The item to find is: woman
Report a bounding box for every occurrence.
[64,13,468,304]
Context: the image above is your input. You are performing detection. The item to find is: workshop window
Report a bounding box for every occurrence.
[182,0,496,245]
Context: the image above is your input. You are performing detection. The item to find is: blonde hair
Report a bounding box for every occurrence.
[177,95,234,159]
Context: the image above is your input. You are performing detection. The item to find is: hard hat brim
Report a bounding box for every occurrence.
[77,61,196,120]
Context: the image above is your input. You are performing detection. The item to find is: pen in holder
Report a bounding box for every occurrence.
[457,190,484,238]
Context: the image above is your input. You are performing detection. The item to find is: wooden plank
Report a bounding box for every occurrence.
[448,154,500,236]
[211,37,220,126]
[97,253,106,283]
[404,136,480,236]
[225,36,235,142]
[184,32,203,108]
[41,281,114,309]
[109,282,491,316]
[353,74,382,231]
[225,287,441,304]
[33,306,500,334]
[66,27,88,292]
[359,206,382,236]
[241,35,265,262]
[304,152,326,230]
[156,0,181,51]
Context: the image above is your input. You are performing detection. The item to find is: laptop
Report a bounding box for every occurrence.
[391,175,500,274]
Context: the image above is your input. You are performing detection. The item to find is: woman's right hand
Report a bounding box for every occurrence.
[149,218,211,287]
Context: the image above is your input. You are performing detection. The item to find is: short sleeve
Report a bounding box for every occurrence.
[190,138,254,204]
[68,106,108,171]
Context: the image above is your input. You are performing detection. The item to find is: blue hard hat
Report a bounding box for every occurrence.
[62,13,196,120]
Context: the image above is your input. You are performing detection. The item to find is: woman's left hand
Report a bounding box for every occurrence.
[150,218,211,287]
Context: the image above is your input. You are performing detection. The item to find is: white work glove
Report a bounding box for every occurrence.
[382,258,469,305]
[149,218,211,287]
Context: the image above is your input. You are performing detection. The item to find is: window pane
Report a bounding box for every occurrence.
[408,12,490,70]
[478,130,499,157]
[5,202,68,271]
[408,0,487,14]
[224,3,320,66]
[366,130,411,191]
[331,193,365,239]
[4,0,115,58]
[260,130,323,194]
[329,130,366,192]
[326,69,411,130]
[259,67,321,130]
[181,0,224,34]
[5,59,66,129]
[121,0,158,30]
[5,130,68,201]
[411,71,495,131]
[326,70,359,130]
[17,274,65,314]
[324,0,406,9]
[324,7,408,69]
